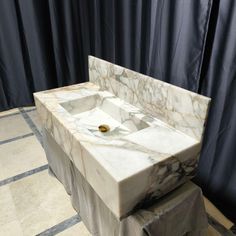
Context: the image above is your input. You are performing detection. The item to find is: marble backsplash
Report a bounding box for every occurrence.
[89,56,211,141]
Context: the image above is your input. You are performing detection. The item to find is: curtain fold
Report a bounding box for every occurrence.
[197,0,236,222]
[87,0,211,92]
[0,0,235,223]
[0,0,33,109]
[0,0,87,110]
[0,0,211,108]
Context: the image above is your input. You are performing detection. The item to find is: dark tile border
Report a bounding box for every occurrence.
[0,107,36,120]
[0,133,34,146]
[207,214,236,236]
[36,214,81,236]
[3,107,90,236]
[0,164,48,187]
[19,108,43,146]
[23,107,36,113]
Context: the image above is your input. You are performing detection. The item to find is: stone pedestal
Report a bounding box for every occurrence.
[43,128,208,236]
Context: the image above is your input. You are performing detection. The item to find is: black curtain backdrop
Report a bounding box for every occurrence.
[197,0,236,223]
[0,0,235,223]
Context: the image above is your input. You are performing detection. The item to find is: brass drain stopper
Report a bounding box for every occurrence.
[98,124,110,133]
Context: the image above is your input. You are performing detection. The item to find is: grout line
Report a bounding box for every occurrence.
[0,133,34,145]
[0,164,48,187]
[1,108,81,235]
[207,214,235,236]
[0,110,20,119]
[35,214,81,236]
[0,107,36,119]
[19,107,43,146]
[23,107,37,113]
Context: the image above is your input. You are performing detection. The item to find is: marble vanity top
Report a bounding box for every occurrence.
[34,56,211,219]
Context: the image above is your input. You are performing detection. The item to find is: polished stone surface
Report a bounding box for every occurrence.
[89,56,211,141]
[34,56,211,218]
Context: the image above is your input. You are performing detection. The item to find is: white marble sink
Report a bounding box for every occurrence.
[60,91,149,140]
[34,56,211,219]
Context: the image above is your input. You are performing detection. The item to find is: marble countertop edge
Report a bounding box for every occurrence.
[33,83,201,183]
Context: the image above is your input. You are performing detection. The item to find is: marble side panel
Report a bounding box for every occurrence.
[89,56,211,141]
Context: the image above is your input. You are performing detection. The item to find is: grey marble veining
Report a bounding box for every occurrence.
[34,56,211,219]
[89,56,210,141]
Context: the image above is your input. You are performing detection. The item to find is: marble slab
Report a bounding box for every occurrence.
[34,56,210,219]
[89,56,211,141]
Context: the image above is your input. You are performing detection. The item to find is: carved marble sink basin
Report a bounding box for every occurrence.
[60,91,149,140]
[34,56,211,219]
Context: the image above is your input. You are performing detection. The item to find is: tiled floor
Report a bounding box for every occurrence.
[0,107,234,236]
[0,107,91,236]
[0,113,32,142]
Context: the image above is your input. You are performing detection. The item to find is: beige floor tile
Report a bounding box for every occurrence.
[204,197,234,229]
[207,225,221,236]
[0,136,47,181]
[0,108,20,117]
[58,222,91,236]
[0,220,24,236]
[0,185,24,236]
[10,171,77,236]
[0,185,17,225]
[27,109,42,132]
[0,114,31,141]
[22,106,36,112]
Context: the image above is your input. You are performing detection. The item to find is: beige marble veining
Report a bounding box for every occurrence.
[89,56,210,141]
[34,56,211,219]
